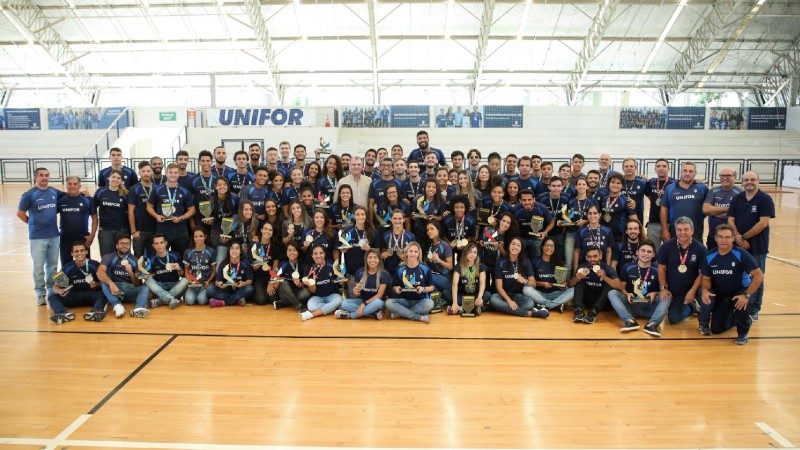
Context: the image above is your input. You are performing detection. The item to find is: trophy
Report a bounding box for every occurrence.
[375,205,391,227]
[482,227,499,245]
[52,271,73,294]
[341,209,354,227]
[559,204,578,227]
[317,191,330,208]
[199,200,213,224]
[338,230,352,249]
[222,263,237,286]
[319,137,331,155]
[429,291,443,314]
[553,266,568,288]
[461,295,476,318]
[251,245,266,270]
[268,267,283,284]
[478,208,491,226]
[220,217,234,239]
[412,197,431,219]
[631,278,650,303]
[401,270,417,292]
[529,216,544,238]
[186,269,203,288]
[333,254,349,283]
[137,256,152,279]
[161,202,174,219]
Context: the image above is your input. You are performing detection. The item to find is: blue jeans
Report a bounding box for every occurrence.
[386,297,433,321]
[341,297,385,318]
[184,286,210,305]
[608,290,670,324]
[431,273,452,302]
[145,278,189,301]
[308,293,343,316]
[489,292,534,317]
[30,236,60,297]
[667,291,710,325]
[101,281,150,309]
[564,232,577,273]
[47,289,105,314]
[750,253,766,315]
[522,238,542,261]
[206,284,254,305]
[524,286,574,309]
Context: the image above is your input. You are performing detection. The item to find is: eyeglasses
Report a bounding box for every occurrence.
[719,174,734,178]
[542,244,555,248]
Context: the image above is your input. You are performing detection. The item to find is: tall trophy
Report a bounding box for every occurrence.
[375,205,391,228]
[319,137,332,155]
[220,217,234,239]
[429,291,443,314]
[338,229,352,249]
[199,200,213,224]
[52,271,73,294]
[553,266,569,288]
[461,295,476,317]
[222,263,238,286]
[529,216,544,238]
[559,204,578,227]
[268,267,283,284]
[631,278,649,303]
[401,270,417,292]
[412,197,431,219]
[341,209,354,227]
[333,253,349,283]
[477,208,491,226]
[251,245,266,270]
[137,256,152,280]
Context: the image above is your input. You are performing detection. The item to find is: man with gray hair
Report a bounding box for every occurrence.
[656,216,710,334]
[334,155,372,208]
[57,176,98,265]
[702,167,741,251]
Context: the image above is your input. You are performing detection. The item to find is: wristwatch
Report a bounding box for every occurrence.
[660,285,668,291]
[744,292,751,299]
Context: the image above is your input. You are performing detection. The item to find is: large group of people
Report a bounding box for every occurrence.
[18,131,775,345]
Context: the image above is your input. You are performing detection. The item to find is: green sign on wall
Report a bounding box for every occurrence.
[159,112,177,121]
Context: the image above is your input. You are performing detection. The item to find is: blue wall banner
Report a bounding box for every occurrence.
[666,107,705,130]
[389,105,429,128]
[484,105,523,128]
[47,107,127,130]
[3,108,41,130]
[747,107,786,130]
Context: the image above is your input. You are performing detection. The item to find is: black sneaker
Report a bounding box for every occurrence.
[698,323,712,336]
[531,307,549,319]
[643,322,661,337]
[750,311,759,322]
[83,311,106,322]
[620,320,640,332]
[429,307,443,314]
[50,313,67,325]
[273,300,281,310]
[735,334,749,345]
[582,309,597,324]
[558,304,565,314]
[572,308,585,323]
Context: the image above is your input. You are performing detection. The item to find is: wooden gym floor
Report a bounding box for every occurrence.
[0,183,798,450]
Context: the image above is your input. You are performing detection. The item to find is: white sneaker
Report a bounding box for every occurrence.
[300,310,313,321]
[130,307,150,318]
[113,303,126,318]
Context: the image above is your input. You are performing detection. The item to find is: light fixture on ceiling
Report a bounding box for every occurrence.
[517,0,531,40]
[640,0,687,76]
[443,0,455,40]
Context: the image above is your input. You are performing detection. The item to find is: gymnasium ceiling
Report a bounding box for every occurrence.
[0,0,798,105]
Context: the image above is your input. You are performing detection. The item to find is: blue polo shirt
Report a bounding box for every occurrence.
[93,187,129,229]
[662,182,709,234]
[700,248,759,298]
[392,263,433,301]
[643,177,676,224]
[353,268,392,302]
[303,262,339,297]
[656,238,706,297]
[177,172,196,192]
[513,202,553,237]
[60,259,100,291]
[494,258,534,295]
[239,184,269,217]
[58,194,94,237]
[621,177,647,223]
[128,183,158,234]
[727,190,775,255]
[211,165,235,180]
[704,186,742,237]
[19,186,62,239]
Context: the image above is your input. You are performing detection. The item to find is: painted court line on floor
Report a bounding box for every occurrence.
[755,422,796,448]
[43,414,92,450]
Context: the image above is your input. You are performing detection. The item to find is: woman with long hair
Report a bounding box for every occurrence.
[526,235,574,312]
[456,170,482,219]
[411,179,446,246]
[209,176,238,254]
[373,183,409,233]
[274,242,311,316]
[231,199,258,256]
[282,166,306,217]
[207,240,254,307]
[564,177,597,273]
[263,198,282,235]
[450,243,487,315]
[301,209,336,263]
[574,204,614,272]
[436,167,455,202]
[478,211,515,293]
[489,236,549,319]
[301,243,343,320]
[283,199,312,249]
[318,155,343,205]
[330,184,355,230]
[425,221,453,307]
[267,171,285,210]
[183,228,217,306]
[504,179,521,208]
[94,170,130,256]
[474,165,493,197]
[341,205,378,278]
[482,184,512,228]
[306,161,322,194]
[250,221,283,306]
[386,241,435,324]
[381,209,415,275]
[335,249,389,320]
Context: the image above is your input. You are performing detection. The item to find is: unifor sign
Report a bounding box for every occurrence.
[207,108,315,127]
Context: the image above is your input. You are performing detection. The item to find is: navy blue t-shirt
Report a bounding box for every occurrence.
[704,186,742,237]
[402,179,425,204]
[98,166,138,189]
[148,251,182,283]
[99,252,141,283]
[191,174,217,207]
[149,184,194,234]
[613,241,639,271]
[426,240,453,275]
[216,259,254,293]
[226,171,254,196]
[454,263,487,296]
[537,193,571,234]
[643,177,676,224]
[93,187,129,229]
[58,194,94,236]
[382,230,415,274]
[369,178,402,206]
[575,262,618,292]
[618,263,659,297]
[19,186,62,239]
[353,268,391,302]
[183,246,216,283]
[514,202,553,236]
[239,184,269,217]
[494,258,534,295]
[532,258,564,294]
[600,194,633,237]
[727,190,775,255]
[662,182,709,235]
[392,263,433,301]
[60,259,100,291]
[443,214,477,244]
[128,183,157,233]
[655,238,706,297]
[700,248,759,299]
[305,262,340,297]
[576,225,614,263]
[566,197,598,233]
[621,177,647,223]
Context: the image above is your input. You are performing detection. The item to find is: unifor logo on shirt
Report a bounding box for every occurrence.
[691,254,697,262]
[751,205,758,213]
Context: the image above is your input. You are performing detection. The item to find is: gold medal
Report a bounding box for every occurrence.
[655,198,661,207]
[678,264,687,273]
[603,213,611,223]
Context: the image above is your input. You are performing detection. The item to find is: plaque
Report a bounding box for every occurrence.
[477,208,491,226]
[52,271,73,294]
[401,270,417,292]
[199,201,212,223]
[631,278,650,303]
[161,202,174,219]
[461,295,476,318]
[529,216,544,238]
[429,291,443,314]
[220,217,234,239]
[553,266,568,288]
